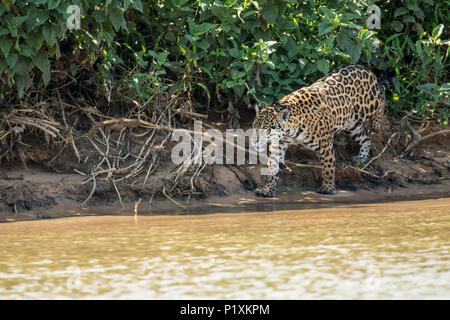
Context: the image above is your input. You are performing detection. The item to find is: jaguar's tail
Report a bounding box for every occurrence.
[378,67,396,93]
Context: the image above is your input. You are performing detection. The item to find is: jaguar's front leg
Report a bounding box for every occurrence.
[255,175,279,197]
[255,140,290,198]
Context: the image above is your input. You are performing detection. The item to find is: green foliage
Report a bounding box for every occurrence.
[125,0,387,108]
[0,0,142,97]
[381,0,449,124]
[0,0,448,122]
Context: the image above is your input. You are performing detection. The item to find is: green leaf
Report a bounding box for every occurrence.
[394,7,408,17]
[298,58,307,69]
[432,24,444,39]
[393,77,401,93]
[414,23,424,34]
[0,37,12,57]
[26,7,48,31]
[197,39,210,50]
[392,20,404,32]
[42,24,57,47]
[0,27,8,36]
[9,16,28,28]
[417,83,439,94]
[280,21,298,31]
[0,3,6,17]
[228,47,239,58]
[406,0,420,11]
[28,32,45,52]
[303,62,317,75]
[48,0,60,10]
[347,45,361,63]
[317,59,330,74]
[318,21,334,36]
[337,33,351,50]
[131,0,143,13]
[6,52,18,67]
[244,61,254,73]
[0,59,6,75]
[415,41,423,59]
[233,85,244,98]
[195,23,218,36]
[15,73,32,98]
[210,6,228,21]
[200,65,213,78]
[16,56,33,75]
[109,7,127,32]
[261,4,279,24]
[196,82,211,106]
[322,36,335,51]
[32,49,51,85]
[185,34,200,42]
[189,19,218,36]
[321,7,336,21]
[288,63,296,73]
[413,8,424,20]
[266,60,275,70]
[19,45,34,58]
[242,10,258,19]
[402,15,416,23]
[284,37,298,59]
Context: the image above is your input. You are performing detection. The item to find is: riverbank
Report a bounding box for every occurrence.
[1,159,449,222]
[1,121,449,222]
[2,179,450,223]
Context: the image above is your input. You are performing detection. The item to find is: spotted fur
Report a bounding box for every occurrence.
[251,65,388,197]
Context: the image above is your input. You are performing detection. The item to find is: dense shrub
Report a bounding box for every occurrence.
[0,0,448,123]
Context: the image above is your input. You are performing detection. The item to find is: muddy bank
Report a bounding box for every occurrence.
[0,121,449,222]
[2,176,449,222]
[0,163,448,224]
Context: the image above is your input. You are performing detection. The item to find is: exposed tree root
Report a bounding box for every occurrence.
[403,129,450,156]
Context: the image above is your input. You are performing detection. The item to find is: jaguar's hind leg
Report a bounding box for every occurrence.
[371,95,386,132]
[345,121,371,165]
[316,136,336,195]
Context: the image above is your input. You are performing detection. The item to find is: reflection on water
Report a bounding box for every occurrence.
[0,198,449,299]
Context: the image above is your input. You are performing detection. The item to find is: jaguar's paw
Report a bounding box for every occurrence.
[316,186,337,195]
[255,187,277,198]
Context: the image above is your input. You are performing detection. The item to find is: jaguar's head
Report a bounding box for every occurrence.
[251,104,290,152]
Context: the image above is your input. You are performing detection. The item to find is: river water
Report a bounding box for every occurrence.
[0,198,449,299]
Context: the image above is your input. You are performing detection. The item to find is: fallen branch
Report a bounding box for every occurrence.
[172,108,207,119]
[286,161,322,170]
[342,165,383,180]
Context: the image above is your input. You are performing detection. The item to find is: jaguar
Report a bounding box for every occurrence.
[251,64,391,197]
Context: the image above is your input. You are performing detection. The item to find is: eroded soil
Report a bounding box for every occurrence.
[0,123,449,222]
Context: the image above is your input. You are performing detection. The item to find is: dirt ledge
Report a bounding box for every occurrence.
[0,165,448,223]
[1,124,449,222]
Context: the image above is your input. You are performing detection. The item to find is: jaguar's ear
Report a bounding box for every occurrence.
[278,109,290,124]
[254,103,260,113]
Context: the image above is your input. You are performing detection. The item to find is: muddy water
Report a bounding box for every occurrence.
[0,198,449,299]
